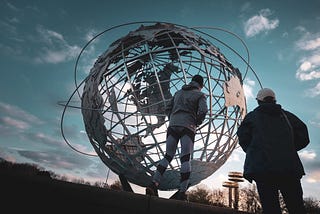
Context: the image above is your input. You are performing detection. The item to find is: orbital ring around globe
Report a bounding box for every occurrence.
[60,21,262,191]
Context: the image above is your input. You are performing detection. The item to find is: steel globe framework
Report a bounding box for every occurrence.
[77,22,248,191]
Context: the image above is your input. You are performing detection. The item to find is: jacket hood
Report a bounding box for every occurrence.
[182,81,201,90]
[255,103,282,116]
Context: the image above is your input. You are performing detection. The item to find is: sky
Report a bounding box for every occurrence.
[0,0,319,200]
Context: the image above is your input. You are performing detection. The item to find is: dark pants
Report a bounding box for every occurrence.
[255,178,306,214]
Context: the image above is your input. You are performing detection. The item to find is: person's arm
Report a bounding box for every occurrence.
[196,94,208,126]
[285,111,310,151]
[165,96,174,119]
[236,113,253,152]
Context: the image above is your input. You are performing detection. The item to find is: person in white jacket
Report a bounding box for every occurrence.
[146,75,208,201]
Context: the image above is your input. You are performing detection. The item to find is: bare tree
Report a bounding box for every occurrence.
[187,186,212,205]
[239,184,262,213]
[93,181,108,188]
[211,188,228,207]
[109,180,122,191]
[304,197,320,214]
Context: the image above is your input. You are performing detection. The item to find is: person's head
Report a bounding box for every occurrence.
[192,75,204,89]
[256,88,276,105]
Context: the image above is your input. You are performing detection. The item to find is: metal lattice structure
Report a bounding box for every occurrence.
[77,22,248,190]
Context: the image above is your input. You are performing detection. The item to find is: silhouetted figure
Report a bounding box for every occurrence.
[146,75,208,201]
[237,88,310,214]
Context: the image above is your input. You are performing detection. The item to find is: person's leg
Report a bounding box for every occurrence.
[279,179,306,214]
[178,128,195,195]
[146,128,179,196]
[179,135,193,193]
[152,127,179,185]
[255,181,282,214]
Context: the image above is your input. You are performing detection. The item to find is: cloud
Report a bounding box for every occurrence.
[243,78,255,99]
[296,36,320,51]
[85,29,99,42]
[305,170,320,183]
[1,4,76,64]
[295,33,320,81]
[226,148,244,162]
[310,117,320,128]
[15,148,108,184]
[0,148,16,162]
[18,149,92,171]
[34,26,81,64]
[295,31,320,96]
[0,102,94,158]
[21,124,95,155]
[297,68,320,81]
[22,132,65,147]
[0,20,17,35]
[244,9,279,37]
[240,2,251,13]
[299,150,317,161]
[0,102,43,125]
[76,28,101,74]
[0,117,30,130]
[281,32,289,38]
[1,15,95,66]
[295,26,307,33]
[1,121,98,180]
[306,82,320,97]
[6,2,19,11]
[0,102,75,152]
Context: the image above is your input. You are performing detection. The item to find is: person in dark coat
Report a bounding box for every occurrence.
[237,88,309,214]
[146,75,208,201]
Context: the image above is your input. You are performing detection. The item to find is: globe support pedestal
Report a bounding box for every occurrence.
[169,190,180,199]
[119,174,134,192]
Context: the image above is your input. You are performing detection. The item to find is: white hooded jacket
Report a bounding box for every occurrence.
[165,81,208,133]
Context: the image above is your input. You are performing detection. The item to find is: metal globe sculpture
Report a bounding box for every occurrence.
[79,22,247,191]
